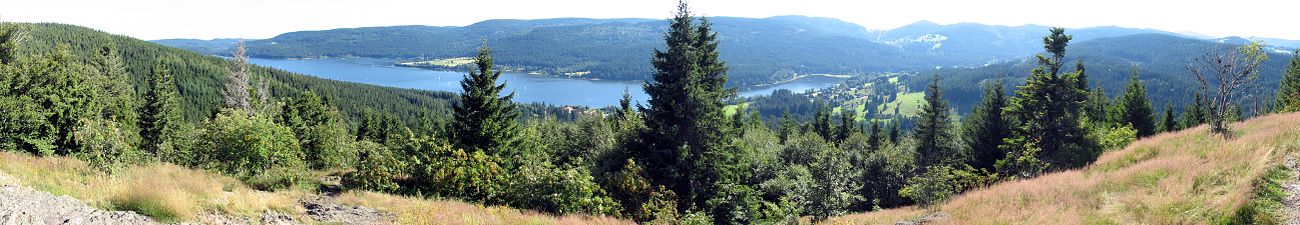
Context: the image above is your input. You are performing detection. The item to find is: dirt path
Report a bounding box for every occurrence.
[1282,155,1300,224]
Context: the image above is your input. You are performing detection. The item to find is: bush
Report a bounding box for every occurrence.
[344,140,405,193]
[72,118,141,173]
[196,110,305,190]
[606,159,676,222]
[900,165,995,208]
[246,166,310,191]
[407,135,506,202]
[506,160,621,216]
[303,123,356,169]
[1093,124,1138,151]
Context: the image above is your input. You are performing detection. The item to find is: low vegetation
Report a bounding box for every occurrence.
[824,112,1300,224]
[0,151,303,222]
[0,151,631,224]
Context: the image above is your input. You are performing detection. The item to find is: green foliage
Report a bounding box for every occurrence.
[195,110,305,190]
[451,44,520,156]
[407,135,506,202]
[1159,102,1177,133]
[506,160,622,216]
[281,91,355,169]
[1089,123,1137,151]
[806,147,860,221]
[607,159,677,222]
[963,81,1009,171]
[1184,93,1208,129]
[637,1,737,212]
[72,118,142,173]
[811,104,833,140]
[139,62,183,158]
[1113,69,1156,137]
[1276,50,1300,113]
[900,165,994,208]
[343,141,406,193]
[1001,28,1096,176]
[914,73,957,168]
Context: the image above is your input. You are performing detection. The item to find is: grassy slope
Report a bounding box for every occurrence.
[825,112,1300,224]
[0,152,631,225]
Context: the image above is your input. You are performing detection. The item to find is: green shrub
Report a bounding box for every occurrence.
[196,110,305,190]
[343,140,405,193]
[246,166,310,191]
[506,160,622,216]
[72,118,141,173]
[900,165,995,208]
[407,135,506,202]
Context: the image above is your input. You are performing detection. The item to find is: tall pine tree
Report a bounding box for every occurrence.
[139,61,182,158]
[222,40,253,114]
[637,1,736,211]
[962,80,1009,171]
[1159,102,1177,133]
[451,44,520,156]
[1183,93,1207,129]
[1114,68,1156,137]
[914,73,955,169]
[1276,50,1300,113]
[1000,28,1094,177]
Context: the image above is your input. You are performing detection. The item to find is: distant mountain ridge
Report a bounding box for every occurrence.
[150,17,1300,85]
[925,32,1293,114]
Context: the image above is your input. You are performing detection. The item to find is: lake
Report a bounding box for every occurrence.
[248,58,845,107]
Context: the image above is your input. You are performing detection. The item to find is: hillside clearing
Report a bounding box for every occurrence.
[825,112,1300,224]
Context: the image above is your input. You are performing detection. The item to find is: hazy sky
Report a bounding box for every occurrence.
[3,0,1294,40]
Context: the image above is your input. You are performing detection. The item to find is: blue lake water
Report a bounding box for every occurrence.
[248,58,844,107]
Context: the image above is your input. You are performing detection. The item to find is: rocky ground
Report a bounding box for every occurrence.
[1282,155,1300,224]
[0,172,157,225]
[0,172,393,225]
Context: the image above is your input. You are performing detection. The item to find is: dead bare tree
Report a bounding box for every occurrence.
[1186,42,1269,136]
[221,39,253,114]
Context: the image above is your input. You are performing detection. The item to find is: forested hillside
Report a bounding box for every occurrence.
[234,16,917,85]
[919,33,1292,114]
[158,17,1229,86]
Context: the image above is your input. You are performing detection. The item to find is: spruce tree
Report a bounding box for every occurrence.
[139,62,182,157]
[1276,50,1300,113]
[811,104,833,140]
[1115,68,1156,137]
[222,40,253,114]
[867,120,883,152]
[90,45,138,126]
[451,44,520,156]
[1160,102,1177,133]
[1083,87,1109,123]
[888,119,901,143]
[637,1,735,211]
[1000,28,1094,177]
[778,110,795,143]
[914,73,955,168]
[1183,93,1207,129]
[962,81,1009,171]
[836,109,857,142]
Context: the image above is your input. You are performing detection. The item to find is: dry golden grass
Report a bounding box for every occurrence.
[335,191,632,225]
[0,152,634,224]
[0,152,304,222]
[825,112,1300,224]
